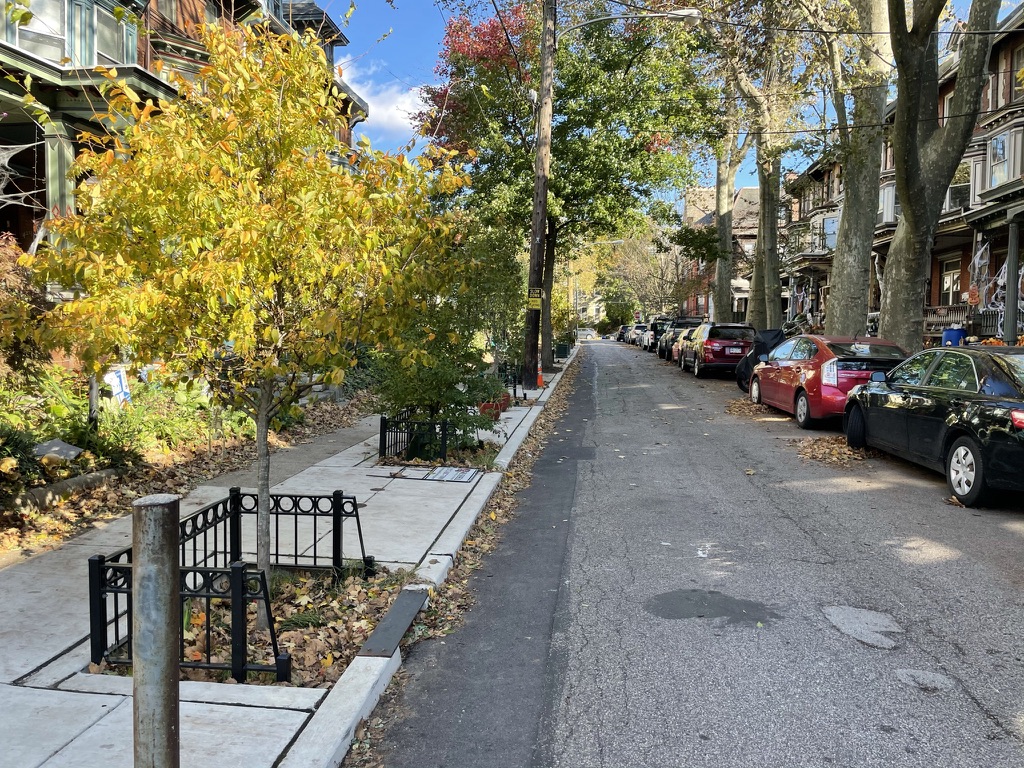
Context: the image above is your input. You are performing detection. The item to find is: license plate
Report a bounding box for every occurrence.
[727,346,742,354]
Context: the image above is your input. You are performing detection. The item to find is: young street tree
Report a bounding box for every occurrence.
[29,23,468,593]
[879,0,999,351]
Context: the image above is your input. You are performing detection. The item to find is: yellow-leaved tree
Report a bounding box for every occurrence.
[27,22,470,594]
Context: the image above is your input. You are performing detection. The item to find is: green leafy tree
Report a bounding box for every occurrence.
[373,216,525,444]
[421,1,718,367]
[28,23,467,596]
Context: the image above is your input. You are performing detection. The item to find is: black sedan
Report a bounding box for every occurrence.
[844,346,1024,506]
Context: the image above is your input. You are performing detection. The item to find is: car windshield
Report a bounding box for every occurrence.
[709,327,754,341]
[826,342,906,359]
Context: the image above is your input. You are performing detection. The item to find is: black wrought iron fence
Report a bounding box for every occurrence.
[90,558,289,682]
[88,487,372,682]
[378,408,450,461]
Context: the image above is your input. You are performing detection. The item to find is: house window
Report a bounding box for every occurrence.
[1015,46,1024,102]
[157,0,177,25]
[17,0,66,63]
[204,0,219,22]
[940,258,961,305]
[990,132,1009,187]
[822,216,838,249]
[942,92,954,125]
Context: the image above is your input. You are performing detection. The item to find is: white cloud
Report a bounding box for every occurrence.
[342,60,431,149]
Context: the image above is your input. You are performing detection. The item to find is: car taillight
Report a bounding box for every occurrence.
[822,358,838,387]
[1012,409,1024,429]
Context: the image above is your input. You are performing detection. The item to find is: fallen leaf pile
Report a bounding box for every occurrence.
[170,569,412,687]
[725,398,774,417]
[0,397,372,556]
[795,435,882,468]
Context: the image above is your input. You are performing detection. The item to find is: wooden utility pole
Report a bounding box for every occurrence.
[523,0,556,387]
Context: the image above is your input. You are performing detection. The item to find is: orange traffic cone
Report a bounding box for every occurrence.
[537,361,544,388]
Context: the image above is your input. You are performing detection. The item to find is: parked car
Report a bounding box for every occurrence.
[577,327,597,340]
[628,323,647,345]
[844,346,1024,506]
[657,318,703,359]
[657,329,681,359]
[673,328,696,364]
[750,335,907,429]
[736,329,787,392]
[616,325,630,341]
[682,323,755,377]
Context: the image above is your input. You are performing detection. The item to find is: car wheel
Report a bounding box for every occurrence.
[750,377,762,404]
[794,391,814,430]
[946,436,987,507]
[693,356,705,378]
[845,405,866,449]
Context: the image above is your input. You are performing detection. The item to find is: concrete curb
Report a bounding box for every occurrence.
[493,408,542,471]
[279,346,583,767]
[278,651,401,768]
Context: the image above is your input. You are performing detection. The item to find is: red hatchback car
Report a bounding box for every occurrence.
[683,323,756,378]
[750,335,907,428]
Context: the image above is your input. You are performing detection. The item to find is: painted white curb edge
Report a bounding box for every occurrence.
[278,651,401,768]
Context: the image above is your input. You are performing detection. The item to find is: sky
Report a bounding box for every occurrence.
[332,1,451,152]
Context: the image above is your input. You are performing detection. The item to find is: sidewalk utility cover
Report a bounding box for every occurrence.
[424,467,481,483]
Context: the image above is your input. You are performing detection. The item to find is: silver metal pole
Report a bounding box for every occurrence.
[132,493,181,768]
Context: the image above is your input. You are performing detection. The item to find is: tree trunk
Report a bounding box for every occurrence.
[255,379,274,631]
[824,0,889,336]
[759,147,784,329]
[747,232,767,331]
[714,157,736,322]
[879,221,933,351]
[541,217,557,370]
[881,0,999,352]
[825,107,886,334]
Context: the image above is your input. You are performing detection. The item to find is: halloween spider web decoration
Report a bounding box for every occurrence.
[0,140,46,210]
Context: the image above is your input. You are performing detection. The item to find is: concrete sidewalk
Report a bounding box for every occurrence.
[0,353,577,768]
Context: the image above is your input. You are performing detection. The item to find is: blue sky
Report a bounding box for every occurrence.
[333,1,450,152]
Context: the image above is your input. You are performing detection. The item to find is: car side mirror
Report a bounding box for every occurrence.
[870,370,887,383]
[758,354,769,363]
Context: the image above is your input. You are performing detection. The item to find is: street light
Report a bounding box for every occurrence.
[522,5,702,385]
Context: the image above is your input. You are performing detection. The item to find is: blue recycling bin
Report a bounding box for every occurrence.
[942,328,967,347]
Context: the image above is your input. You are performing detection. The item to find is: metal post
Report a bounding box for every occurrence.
[88,375,99,433]
[87,554,107,665]
[1006,215,1021,344]
[378,415,387,458]
[331,490,344,572]
[229,562,248,683]
[228,487,242,563]
[132,494,181,768]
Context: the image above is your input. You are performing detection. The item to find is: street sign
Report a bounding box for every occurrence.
[634,310,641,320]
[528,288,542,310]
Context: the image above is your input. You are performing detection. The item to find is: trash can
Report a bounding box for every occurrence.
[555,342,570,359]
[942,328,967,347]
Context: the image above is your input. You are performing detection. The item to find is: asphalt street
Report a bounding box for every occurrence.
[366,340,1024,768]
